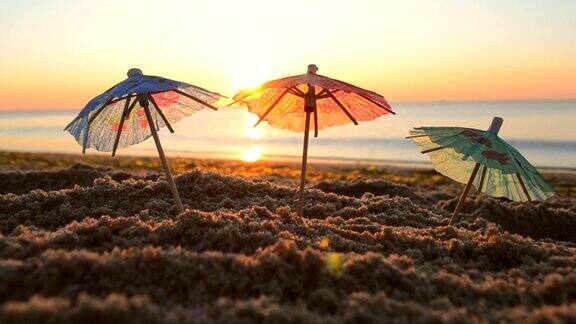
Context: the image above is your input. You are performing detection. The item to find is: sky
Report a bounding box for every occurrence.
[0,0,575,110]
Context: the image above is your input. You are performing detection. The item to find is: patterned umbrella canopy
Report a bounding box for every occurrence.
[408,118,556,224]
[65,68,224,214]
[231,64,394,215]
[231,64,394,136]
[408,126,555,201]
[65,68,223,154]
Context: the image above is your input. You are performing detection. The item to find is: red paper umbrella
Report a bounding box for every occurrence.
[230,64,395,215]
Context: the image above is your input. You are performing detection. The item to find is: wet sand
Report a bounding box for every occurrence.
[0,150,575,323]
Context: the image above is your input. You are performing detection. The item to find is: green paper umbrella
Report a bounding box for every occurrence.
[407,117,556,224]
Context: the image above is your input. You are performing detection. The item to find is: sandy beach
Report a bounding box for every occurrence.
[0,150,575,322]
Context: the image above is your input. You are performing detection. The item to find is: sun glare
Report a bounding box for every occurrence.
[241,145,264,163]
[229,59,271,95]
[244,112,263,140]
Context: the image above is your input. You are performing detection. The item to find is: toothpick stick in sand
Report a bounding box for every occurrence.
[296,80,316,216]
[140,94,184,214]
[450,117,503,225]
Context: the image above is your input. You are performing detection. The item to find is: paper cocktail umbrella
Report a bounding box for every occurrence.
[65,68,224,214]
[230,64,394,215]
[408,117,556,224]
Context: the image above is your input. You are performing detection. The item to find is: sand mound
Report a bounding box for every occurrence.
[313,180,429,204]
[0,164,157,195]
[438,196,576,242]
[1,169,575,323]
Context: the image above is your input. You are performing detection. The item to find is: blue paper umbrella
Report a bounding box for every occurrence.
[65,68,224,213]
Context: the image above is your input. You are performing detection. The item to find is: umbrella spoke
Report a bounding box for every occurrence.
[88,97,114,125]
[226,87,266,107]
[516,173,532,201]
[288,88,305,97]
[356,93,395,114]
[172,89,218,111]
[316,89,340,100]
[148,94,175,133]
[421,146,445,154]
[107,94,135,106]
[405,134,429,139]
[254,88,291,127]
[180,84,224,100]
[83,97,114,153]
[315,89,329,98]
[288,86,306,97]
[327,90,358,125]
[112,97,137,156]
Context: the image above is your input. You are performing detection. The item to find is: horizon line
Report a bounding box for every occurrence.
[0,97,574,112]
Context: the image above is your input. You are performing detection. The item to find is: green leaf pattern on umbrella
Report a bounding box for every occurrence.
[409,126,555,202]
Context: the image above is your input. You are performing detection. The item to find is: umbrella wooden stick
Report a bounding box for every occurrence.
[450,162,480,224]
[297,110,312,216]
[296,82,316,216]
[313,106,318,138]
[477,165,487,192]
[140,95,184,214]
[450,117,503,225]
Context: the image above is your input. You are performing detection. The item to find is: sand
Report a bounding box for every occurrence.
[0,151,575,323]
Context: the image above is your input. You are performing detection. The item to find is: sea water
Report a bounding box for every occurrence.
[0,101,574,168]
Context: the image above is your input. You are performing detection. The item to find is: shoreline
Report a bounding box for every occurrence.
[1,148,575,175]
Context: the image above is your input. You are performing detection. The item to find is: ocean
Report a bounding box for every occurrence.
[0,101,574,169]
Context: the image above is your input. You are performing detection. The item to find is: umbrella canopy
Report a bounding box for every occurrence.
[408,117,555,223]
[65,68,224,214]
[65,68,223,154]
[231,64,394,136]
[231,64,394,215]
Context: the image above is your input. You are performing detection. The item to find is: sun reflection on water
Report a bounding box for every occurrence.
[241,145,264,162]
[238,111,265,162]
